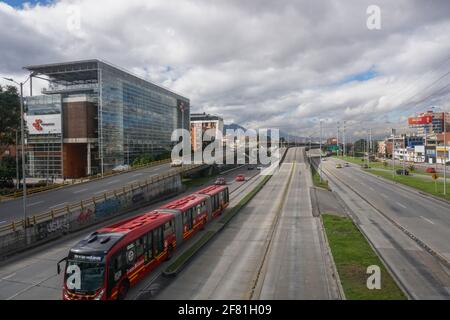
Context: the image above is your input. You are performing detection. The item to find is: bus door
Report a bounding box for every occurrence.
[107,250,125,298]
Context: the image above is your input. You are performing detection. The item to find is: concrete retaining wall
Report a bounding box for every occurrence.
[0,174,182,259]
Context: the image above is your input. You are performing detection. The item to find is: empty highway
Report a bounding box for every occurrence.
[154,148,339,300]
[320,157,450,299]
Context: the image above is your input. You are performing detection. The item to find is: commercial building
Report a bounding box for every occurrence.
[24,60,190,179]
[412,111,450,137]
[190,113,224,152]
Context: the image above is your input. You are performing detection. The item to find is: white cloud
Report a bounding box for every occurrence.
[1,0,450,139]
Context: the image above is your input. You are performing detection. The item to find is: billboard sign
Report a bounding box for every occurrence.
[26,114,62,135]
[408,116,433,126]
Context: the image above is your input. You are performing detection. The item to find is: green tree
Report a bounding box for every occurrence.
[0,85,21,145]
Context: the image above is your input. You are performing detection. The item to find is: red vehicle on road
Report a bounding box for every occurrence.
[426,167,436,173]
[235,174,245,182]
[196,185,230,218]
[58,186,230,300]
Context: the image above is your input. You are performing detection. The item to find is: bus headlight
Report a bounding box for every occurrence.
[95,289,105,300]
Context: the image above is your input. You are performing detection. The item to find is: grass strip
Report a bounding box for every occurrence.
[165,230,216,274]
[311,165,329,189]
[322,214,406,300]
[182,173,219,188]
[368,169,450,202]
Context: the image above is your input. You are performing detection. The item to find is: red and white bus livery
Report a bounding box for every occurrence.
[58,185,230,300]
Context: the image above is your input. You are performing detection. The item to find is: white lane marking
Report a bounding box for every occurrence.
[27,201,44,207]
[396,202,407,209]
[368,186,375,191]
[380,193,388,199]
[73,188,88,194]
[2,273,16,280]
[49,202,67,209]
[106,179,120,185]
[0,221,6,224]
[132,173,143,177]
[420,216,435,225]
[95,189,108,195]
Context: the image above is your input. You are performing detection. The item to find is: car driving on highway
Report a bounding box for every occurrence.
[426,167,436,173]
[112,164,131,172]
[214,177,227,185]
[335,164,342,169]
[235,174,245,182]
[171,159,183,167]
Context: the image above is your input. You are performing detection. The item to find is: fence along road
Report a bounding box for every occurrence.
[0,160,172,226]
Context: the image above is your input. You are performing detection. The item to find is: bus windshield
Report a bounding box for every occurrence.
[66,260,105,292]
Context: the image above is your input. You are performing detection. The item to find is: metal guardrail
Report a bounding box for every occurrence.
[0,159,172,202]
[0,163,207,235]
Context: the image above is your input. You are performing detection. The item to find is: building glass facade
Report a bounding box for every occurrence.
[24,59,189,178]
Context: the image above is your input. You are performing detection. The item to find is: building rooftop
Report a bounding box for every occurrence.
[24,59,189,101]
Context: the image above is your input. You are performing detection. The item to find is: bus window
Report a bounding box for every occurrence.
[196,204,202,216]
[184,210,193,230]
[153,227,164,256]
[135,237,145,259]
[145,232,153,263]
[164,221,173,238]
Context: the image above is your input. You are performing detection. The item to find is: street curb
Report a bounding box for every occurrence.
[318,215,347,300]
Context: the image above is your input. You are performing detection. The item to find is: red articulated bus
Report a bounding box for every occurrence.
[57,185,229,300]
[194,185,230,218]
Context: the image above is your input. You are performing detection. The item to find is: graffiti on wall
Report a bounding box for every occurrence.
[36,216,69,240]
[76,208,94,225]
[95,198,121,219]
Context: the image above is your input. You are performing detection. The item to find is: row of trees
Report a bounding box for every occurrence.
[0,85,21,185]
[132,151,171,167]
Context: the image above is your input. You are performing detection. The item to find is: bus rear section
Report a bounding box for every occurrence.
[195,185,230,218]
[159,194,209,242]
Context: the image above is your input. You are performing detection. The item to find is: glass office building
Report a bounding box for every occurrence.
[24,60,190,178]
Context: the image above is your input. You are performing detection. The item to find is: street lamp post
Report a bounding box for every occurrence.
[15,129,19,189]
[3,77,29,227]
[320,120,323,183]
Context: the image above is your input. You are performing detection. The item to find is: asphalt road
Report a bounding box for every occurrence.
[0,165,260,300]
[321,157,450,299]
[154,148,338,300]
[0,163,172,225]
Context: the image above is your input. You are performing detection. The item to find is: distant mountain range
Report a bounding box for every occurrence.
[223,123,307,142]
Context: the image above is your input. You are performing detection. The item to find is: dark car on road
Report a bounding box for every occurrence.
[396,169,410,176]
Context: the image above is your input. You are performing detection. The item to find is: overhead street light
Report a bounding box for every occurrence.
[3,75,31,230]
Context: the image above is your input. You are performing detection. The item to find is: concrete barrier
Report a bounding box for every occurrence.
[0,174,182,259]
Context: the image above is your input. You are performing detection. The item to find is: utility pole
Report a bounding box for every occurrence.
[343,120,346,158]
[15,129,19,189]
[444,115,447,195]
[320,120,323,183]
[337,122,340,157]
[3,77,29,229]
[392,129,396,178]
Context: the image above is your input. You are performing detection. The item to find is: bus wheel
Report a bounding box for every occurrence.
[118,281,129,300]
[166,246,173,261]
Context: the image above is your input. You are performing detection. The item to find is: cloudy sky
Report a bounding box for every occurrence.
[1,0,450,140]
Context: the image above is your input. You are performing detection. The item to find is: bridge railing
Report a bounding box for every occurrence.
[0,163,207,236]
